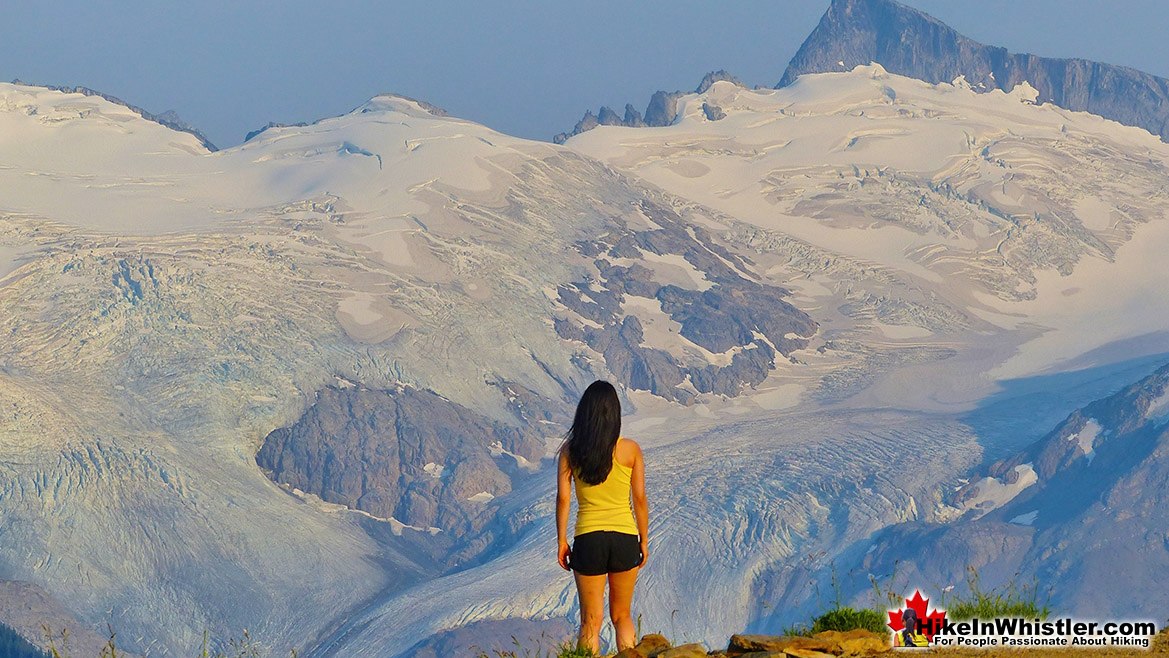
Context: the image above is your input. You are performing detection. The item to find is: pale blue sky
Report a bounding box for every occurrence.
[2,1,1167,148]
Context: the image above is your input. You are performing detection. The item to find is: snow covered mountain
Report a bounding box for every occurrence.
[343,66,1169,658]
[560,0,1169,145]
[0,80,826,655]
[842,362,1169,622]
[781,0,1169,141]
[4,25,1169,658]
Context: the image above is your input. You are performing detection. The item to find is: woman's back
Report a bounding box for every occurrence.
[554,380,649,654]
[572,437,638,537]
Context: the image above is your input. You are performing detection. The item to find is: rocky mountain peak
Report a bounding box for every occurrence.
[695,69,745,94]
[554,70,746,143]
[780,0,1169,140]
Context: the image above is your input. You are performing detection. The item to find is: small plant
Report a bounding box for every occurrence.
[781,622,811,637]
[810,607,888,635]
[35,624,298,658]
[555,644,597,658]
[473,639,594,658]
[867,560,908,610]
[41,625,68,658]
[943,566,1050,621]
[799,561,889,636]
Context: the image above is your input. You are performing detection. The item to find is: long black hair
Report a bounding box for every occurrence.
[564,380,622,485]
[902,608,919,645]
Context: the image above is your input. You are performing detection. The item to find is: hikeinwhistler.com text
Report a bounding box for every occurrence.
[928,618,1158,649]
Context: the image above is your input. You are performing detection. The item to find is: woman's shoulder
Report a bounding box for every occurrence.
[616,436,641,467]
[618,436,641,450]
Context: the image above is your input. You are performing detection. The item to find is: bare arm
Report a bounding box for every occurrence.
[556,448,572,570]
[631,441,650,564]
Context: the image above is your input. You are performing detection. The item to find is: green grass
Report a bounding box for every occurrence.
[781,622,811,637]
[810,606,888,635]
[943,567,1050,621]
[553,645,597,658]
[782,562,889,637]
[787,562,1050,638]
[473,639,595,658]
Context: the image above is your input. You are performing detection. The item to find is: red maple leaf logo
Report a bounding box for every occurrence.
[888,590,947,641]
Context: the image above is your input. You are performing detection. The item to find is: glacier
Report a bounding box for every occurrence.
[2,60,1169,657]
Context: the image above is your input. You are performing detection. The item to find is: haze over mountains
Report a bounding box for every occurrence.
[2,0,1168,656]
[849,363,1169,620]
[561,0,1169,144]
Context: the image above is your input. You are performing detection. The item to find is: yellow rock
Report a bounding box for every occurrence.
[784,649,837,658]
[810,629,890,656]
[725,629,890,657]
[659,643,709,658]
[728,634,794,652]
[626,631,673,658]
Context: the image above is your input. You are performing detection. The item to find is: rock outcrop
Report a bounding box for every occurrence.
[255,384,549,543]
[850,362,1169,620]
[561,0,1169,142]
[614,629,889,658]
[553,200,816,402]
[554,71,745,142]
[780,0,1169,141]
[701,102,726,121]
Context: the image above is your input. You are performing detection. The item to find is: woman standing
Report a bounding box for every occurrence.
[556,380,650,654]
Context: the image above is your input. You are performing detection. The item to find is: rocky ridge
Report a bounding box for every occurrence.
[0,79,831,656]
[554,71,745,143]
[842,362,1169,621]
[780,0,1169,141]
[559,0,1169,144]
[255,382,554,566]
[617,630,889,658]
[7,23,1169,655]
[553,199,816,403]
[409,626,891,658]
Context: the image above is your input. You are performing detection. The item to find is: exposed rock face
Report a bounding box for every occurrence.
[554,71,745,142]
[413,628,889,658]
[779,0,1169,141]
[553,200,816,402]
[622,103,645,126]
[597,105,622,126]
[255,384,549,540]
[701,102,726,121]
[695,70,745,94]
[642,90,687,127]
[727,629,887,656]
[957,364,1169,504]
[849,363,1169,621]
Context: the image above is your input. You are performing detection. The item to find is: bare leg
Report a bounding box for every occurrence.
[574,572,607,653]
[608,566,640,651]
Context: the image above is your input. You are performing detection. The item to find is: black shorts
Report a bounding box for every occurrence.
[570,531,642,576]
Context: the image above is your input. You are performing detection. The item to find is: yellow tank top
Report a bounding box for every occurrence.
[573,438,639,537]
